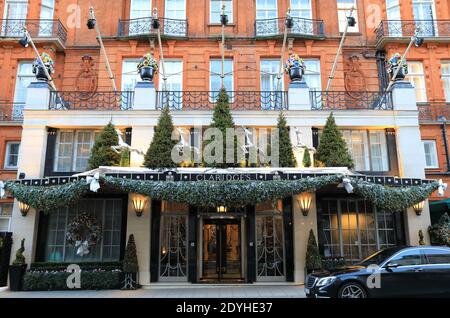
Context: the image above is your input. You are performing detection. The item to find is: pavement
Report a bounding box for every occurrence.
[0,284,306,298]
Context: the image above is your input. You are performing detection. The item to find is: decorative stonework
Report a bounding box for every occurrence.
[75,56,98,97]
[344,55,367,96]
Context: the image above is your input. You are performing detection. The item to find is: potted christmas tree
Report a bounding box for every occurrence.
[122,234,139,290]
[32,52,55,82]
[8,238,27,291]
[284,54,306,82]
[137,53,158,82]
[387,53,408,81]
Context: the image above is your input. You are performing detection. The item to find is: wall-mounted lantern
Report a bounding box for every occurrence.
[132,196,147,217]
[413,201,425,216]
[19,202,30,217]
[298,193,312,216]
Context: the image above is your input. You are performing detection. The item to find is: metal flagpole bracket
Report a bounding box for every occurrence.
[152,7,167,92]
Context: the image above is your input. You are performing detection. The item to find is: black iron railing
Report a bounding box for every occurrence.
[0,102,24,121]
[376,20,450,42]
[0,19,67,44]
[156,91,288,111]
[49,91,134,110]
[118,17,188,38]
[310,91,393,110]
[418,102,450,121]
[255,17,324,38]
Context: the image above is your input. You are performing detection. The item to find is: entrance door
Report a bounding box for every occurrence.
[202,219,242,282]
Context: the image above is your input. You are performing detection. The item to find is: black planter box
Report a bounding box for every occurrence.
[9,264,27,291]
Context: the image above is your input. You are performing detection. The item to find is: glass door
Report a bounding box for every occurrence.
[386,0,401,36]
[164,0,186,36]
[413,0,437,36]
[2,0,28,36]
[202,219,242,282]
[129,0,152,35]
[39,0,54,36]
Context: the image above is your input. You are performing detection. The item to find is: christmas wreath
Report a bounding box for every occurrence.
[66,212,102,256]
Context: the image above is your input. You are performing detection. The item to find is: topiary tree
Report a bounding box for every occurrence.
[12,238,25,266]
[88,122,120,169]
[123,234,139,273]
[302,149,311,168]
[419,230,426,245]
[144,107,178,169]
[119,149,130,167]
[305,229,322,273]
[277,112,296,167]
[428,213,450,246]
[315,113,354,169]
[204,89,238,168]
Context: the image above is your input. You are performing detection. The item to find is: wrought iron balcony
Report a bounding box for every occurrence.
[255,17,324,38]
[0,102,24,121]
[118,17,188,38]
[418,102,450,122]
[156,91,288,111]
[49,91,134,111]
[310,91,393,110]
[376,20,450,43]
[0,19,67,44]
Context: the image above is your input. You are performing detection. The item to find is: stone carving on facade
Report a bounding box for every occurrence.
[75,55,98,99]
[344,54,367,98]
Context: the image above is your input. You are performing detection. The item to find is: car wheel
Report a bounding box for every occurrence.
[338,282,368,299]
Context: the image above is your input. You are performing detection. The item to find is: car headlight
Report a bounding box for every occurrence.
[316,276,337,287]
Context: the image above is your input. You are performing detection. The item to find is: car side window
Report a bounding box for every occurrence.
[422,249,450,265]
[390,250,423,266]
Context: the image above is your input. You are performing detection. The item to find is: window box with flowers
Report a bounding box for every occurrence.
[284,54,306,82]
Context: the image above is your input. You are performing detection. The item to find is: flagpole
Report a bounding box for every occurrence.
[220,4,227,89]
[153,8,168,91]
[89,6,117,92]
[276,9,293,92]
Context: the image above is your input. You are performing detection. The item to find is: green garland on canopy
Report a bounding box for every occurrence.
[349,178,439,212]
[3,175,440,213]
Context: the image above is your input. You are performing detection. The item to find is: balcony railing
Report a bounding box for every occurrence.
[156,91,288,111]
[0,19,67,44]
[255,17,325,38]
[0,102,24,121]
[118,17,188,38]
[376,20,450,42]
[49,91,134,110]
[310,91,393,110]
[418,102,450,121]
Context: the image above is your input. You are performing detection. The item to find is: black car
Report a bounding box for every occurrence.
[305,246,450,298]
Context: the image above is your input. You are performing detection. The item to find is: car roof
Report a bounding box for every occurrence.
[397,246,450,252]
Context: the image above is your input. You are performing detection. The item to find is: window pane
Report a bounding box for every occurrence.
[130,0,152,19]
[337,0,358,32]
[442,62,450,102]
[210,59,233,92]
[423,140,438,168]
[55,131,74,172]
[369,131,388,171]
[5,142,20,168]
[122,59,141,92]
[407,62,427,102]
[165,0,186,19]
[291,0,312,18]
[256,0,277,19]
[13,61,34,103]
[210,0,232,23]
[303,59,321,90]
[423,249,450,265]
[391,250,423,266]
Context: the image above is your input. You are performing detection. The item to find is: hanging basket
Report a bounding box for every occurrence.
[289,66,305,82]
[139,66,155,82]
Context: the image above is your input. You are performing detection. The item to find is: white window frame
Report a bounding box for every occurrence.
[210,58,234,92]
[303,59,322,91]
[386,0,402,36]
[39,0,55,36]
[0,203,13,232]
[423,140,439,168]
[4,141,20,169]
[54,130,99,172]
[165,0,186,19]
[260,59,282,91]
[337,0,359,33]
[442,62,450,102]
[2,0,28,37]
[2,0,28,20]
[342,130,389,172]
[121,59,141,92]
[13,61,34,104]
[130,0,152,19]
[407,61,427,102]
[412,0,438,36]
[290,0,312,19]
[256,0,278,20]
[210,0,233,24]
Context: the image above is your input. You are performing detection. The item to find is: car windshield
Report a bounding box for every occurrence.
[356,248,402,266]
